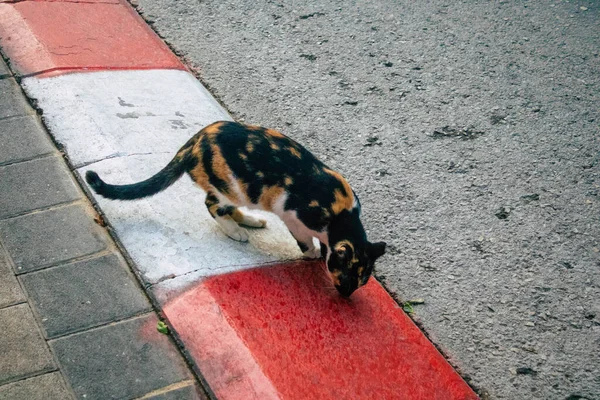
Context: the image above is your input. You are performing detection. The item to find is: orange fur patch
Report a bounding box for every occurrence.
[266,128,285,138]
[190,165,210,192]
[259,185,284,211]
[270,142,280,151]
[246,142,255,153]
[335,240,355,253]
[288,147,302,158]
[210,142,237,202]
[208,204,220,216]
[230,208,244,223]
[174,142,193,162]
[308,200,319,207]
[324,168,354,214]
[189,145,210,191]
[284,176,293,186]
[331,189,353,214]
[330,269,342,286]
[202,121,224,136]
[210,144,230,182]
[239,152,248,161]
[335,240,358,264]
[203,193,220,217]
[256,171,264,179]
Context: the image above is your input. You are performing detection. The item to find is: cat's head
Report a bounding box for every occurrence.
[326,240,386,297]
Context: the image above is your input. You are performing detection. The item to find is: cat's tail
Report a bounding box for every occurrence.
[85,149,192,200]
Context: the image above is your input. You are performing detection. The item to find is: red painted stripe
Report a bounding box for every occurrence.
[0,1,184,77]
[164,261,478,400]
[0,1,120,4]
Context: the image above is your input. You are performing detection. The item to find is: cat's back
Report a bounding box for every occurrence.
[205,121,321,176]
[194,121,353,214]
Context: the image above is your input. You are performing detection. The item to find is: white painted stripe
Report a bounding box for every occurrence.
[22,70,227,167]
[22,70,302,288]
[80,154,301,285]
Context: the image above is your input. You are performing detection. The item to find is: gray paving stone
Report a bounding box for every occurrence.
[0,58,9,79]
[21,253,151,338]
[0,156,81,219]
[143,383,206,400]
[0,372,71,400]
[0,115,54,166]
[0,204,110,274]
[51,314,192,400]
[0,245,25,309]
[0,304,55,385]
[0,78,32,119]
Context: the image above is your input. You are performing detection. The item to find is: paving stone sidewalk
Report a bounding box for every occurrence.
[0,58,206,399]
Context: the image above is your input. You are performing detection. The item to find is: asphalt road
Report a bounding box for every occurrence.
[133,0,599,398]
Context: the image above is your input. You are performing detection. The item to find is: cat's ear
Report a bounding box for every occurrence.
[334,243,352,262]
[367,241,386,260]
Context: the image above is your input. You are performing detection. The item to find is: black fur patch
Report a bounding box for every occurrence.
[200,135,229,194]
[296,240,309,253]
[213,121,348,231]
[204,191,220,218]
[217,205,236,217]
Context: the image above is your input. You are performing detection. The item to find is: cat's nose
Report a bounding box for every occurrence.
[335,277,358,297]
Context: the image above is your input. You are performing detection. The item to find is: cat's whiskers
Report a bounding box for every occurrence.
[316,262,337,291]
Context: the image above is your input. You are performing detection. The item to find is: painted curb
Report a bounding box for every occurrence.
[21,69,303,286]
[0,0,183,77]
[164,261,479,400]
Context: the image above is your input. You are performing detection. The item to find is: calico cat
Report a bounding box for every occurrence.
[86,121,385,297]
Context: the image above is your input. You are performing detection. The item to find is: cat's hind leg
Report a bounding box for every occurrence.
[205,192,249,242]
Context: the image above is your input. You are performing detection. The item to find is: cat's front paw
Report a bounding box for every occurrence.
[238,213,267,229]
[226,227,249,242]
[302,247,320,259]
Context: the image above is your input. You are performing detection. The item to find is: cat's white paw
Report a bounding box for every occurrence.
[217,216,250,242]
[226,227,249,242]
[240,215,267,228]
[302,247,320,259]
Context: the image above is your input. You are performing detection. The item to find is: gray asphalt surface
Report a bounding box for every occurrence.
[133,0,599,398]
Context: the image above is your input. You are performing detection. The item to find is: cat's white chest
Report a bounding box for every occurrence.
[273,193,327,245]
